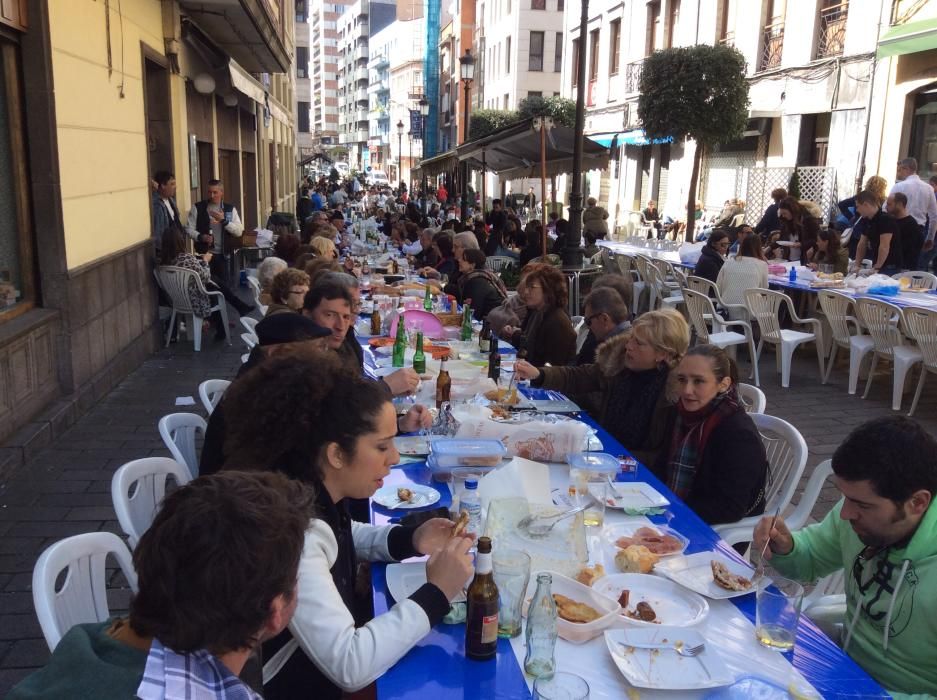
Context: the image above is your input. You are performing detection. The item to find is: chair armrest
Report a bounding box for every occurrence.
[713,514,761,539]
[721,319,753,334]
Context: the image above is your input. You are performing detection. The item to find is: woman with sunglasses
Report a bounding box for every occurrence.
[694,230,730,283]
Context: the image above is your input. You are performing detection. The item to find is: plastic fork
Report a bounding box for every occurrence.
[618,640,705,657]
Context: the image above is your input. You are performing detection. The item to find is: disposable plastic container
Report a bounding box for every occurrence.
[566,452,620,474]
[428,438,507,469]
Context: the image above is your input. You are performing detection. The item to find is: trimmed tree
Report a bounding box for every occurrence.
[468,109,518,140]
[637,44,750,241]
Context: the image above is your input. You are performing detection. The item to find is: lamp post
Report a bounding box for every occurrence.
[419,97,429,215]
[396,119,404,190]
[565,0,589,267]
[459,49,475,221]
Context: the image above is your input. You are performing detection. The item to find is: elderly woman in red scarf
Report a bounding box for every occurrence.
[654,344,768,526]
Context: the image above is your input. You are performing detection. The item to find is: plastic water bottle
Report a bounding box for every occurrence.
[789,266,797,283]
[460,479,482,536]
[524,573,558,678]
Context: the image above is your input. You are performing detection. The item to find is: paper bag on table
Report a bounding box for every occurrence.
[476,457,552,511]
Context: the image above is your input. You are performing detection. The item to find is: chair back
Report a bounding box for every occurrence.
[817,290,859,348]
[856,298,905,359]
[632,255,652,283]
[751,413,808,520]
[111,457,191,549]
[903,306,937,369]
[531,254,561,266]
[892,271,937,290]
[744,288,786,342]
[198,379,232,415]
[240,316,259,333]
[485,256,515,273]
[32,532,138,651]
[671,267,689,288]
[652,258,675,280]
[589,250,604,265]
[155,266,206,314]
[730,213,746,228]
[737,383,767,413]
[389,309,446,339]
[157,412,207,479]
[686,275,717,297]
[616,254,635,278]
[241,332,258,350]
[682,288,715,343]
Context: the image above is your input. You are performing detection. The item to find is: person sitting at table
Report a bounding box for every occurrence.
[257,256,288,306]
[771,197,819,265]
[716,234,768,315]
[265,268,310,317]
[694,230,729,283]
[754,416,937,699]
[309,235,338,260]
[501,263,576,366]
[653,344,767,526]
[7,471,314,700]
[220,351,476,700]
[807,228,849,275]
[552,218,570,255]
[420,231,456,279]
[514,309,689,467]
[576,284,631,366]
[641,199,662,238]
[457,248,508,321]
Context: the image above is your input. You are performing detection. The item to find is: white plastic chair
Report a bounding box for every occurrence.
[155,266,230,351]
[241,331,258,351]
[892,271,937,290]
[817,290,874,394]
[32,532,138,651]
[713,413,808,539]
[856,298,923,411]
[111,457,191,549]
[485,255,516,273]
[157,412,206,479]
[240,316,259,335]
[803,570,846,642]
[784,458,834,532]
[745,288,825,388]
[686,275,749,327]
[646,264,684,311]
[198,379,232,415]
[737,383,766,413]
[247,275,268,316]
[903,306,937,417]
[684,289,760,386]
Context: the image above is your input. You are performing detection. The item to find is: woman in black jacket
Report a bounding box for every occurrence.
[654,344,767,526]
[501,263,576,367]
[457,249,508,320]
[693,230,729,283]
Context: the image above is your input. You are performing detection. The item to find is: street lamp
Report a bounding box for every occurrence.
[565,0,590,267]
[419,96,430,215]
[459,49,475,220]
[396,119,405,190]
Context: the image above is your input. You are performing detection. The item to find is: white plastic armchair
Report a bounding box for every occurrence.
[856,298,923,411]
[155,265,230,351]
[686,275,749,326]
[817,290,873,394]
[198,379,231,415]
[32,532,138,651]
[485,256,516,273]
[157,412,207,480]
[737,383,766,414]
[903,306,937,417]
[111,457,191,549]
[683,289,759,386]
[745,288,825,388]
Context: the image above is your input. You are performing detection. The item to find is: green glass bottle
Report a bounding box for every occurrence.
[413,332,426,374]
[460,303,473,341]
[423,285,433,311]
[392,309,407,368]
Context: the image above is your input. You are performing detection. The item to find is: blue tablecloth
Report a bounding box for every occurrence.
[768,275,937,310]
[370,396,888,699]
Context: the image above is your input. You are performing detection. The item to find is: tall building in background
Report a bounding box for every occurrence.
[295,0,313,159]
[310,0,351,154]
[338,0,396,169]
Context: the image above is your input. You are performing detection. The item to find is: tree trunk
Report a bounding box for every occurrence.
[685,142,703,243]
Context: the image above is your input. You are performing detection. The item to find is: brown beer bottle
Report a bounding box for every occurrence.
[370,308,382,336]
[465,536,499,660]
[435,355,451,410]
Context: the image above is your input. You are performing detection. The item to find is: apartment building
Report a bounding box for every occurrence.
[296,0,313,157]
[309,0,351,152]
[337,0,396,169]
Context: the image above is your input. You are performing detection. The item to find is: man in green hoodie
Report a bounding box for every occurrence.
[755,416,937,699]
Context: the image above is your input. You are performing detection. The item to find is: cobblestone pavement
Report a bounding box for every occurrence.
[1,334,936,691]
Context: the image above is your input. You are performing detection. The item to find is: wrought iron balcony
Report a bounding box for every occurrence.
[624,60,643,95]
[759,22,784,71]
[817,2,848,58]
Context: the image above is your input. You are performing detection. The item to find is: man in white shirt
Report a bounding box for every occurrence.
[889,158,937,269]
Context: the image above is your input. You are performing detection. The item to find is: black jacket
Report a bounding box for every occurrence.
[754,203,780,235]
[460,274,506,321]
[693,245,725,283]
[652,409,768,526]
[509,306,576,367]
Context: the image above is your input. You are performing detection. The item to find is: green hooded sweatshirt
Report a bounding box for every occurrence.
[772,499,937,699]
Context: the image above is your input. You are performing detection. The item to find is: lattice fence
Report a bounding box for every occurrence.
[745,166,837,226]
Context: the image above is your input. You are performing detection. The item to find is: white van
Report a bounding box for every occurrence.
[367,170,389,186]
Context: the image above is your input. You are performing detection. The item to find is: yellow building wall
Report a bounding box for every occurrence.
[48,0,166,270]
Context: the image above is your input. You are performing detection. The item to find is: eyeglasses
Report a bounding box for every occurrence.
[584,312,605,327]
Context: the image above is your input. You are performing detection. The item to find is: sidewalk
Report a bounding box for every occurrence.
[1,336,936,692]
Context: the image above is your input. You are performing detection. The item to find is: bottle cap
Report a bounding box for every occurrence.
[465,478,478,490]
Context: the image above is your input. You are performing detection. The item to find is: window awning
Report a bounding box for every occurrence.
[229,60,267,104]
[418,149,460,177]
[877,18,937,58]
[589,130,674,148]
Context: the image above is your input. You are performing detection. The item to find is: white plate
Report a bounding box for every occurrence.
[774,240,800,247]
[386,562,466,604]
[605,627,734,690]
[372,483,440,509]
[592,573,709,627]
[601,523,689,558]
[393,436,431,456]
[654,552,756,600]
[603,482,670,511]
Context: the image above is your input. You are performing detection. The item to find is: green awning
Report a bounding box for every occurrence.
[877,17,937,58]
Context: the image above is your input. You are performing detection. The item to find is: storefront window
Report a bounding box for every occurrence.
[909,85,937,182]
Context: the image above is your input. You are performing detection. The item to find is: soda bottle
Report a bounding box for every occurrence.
[524,573,558,677]
[413,332,426,375]
[435,355,451,410]
[465,536,499,661]
[424,284,433,311]
[460,303,473,341]
[392,308,407,368]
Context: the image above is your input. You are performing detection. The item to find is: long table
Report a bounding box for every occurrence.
[768,273,937,311]
[368,401,888,699]
[596,239,685,266]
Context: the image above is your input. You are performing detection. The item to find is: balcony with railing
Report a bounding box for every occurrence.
[759,22,784,71]
[718,31,735,47]
[891,0,928,25]
[816,2,848,58]
[624,60,643,95]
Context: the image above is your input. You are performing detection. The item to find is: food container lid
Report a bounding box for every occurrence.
[429,438,507,458]
[566,451,620,473]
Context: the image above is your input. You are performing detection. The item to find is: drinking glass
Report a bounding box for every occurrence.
[569,470,606,528]
[533,672,590,700]
[492,548,530,638]
[755,575,804,651]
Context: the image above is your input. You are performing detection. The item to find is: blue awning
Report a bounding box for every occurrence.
[589,130,674,148]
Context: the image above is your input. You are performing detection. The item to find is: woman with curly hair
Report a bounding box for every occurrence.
[265,268,311,317]
[501,262,576,367]
[221,349,474,700]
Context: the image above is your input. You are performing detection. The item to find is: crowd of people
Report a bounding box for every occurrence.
[21,165,932,699]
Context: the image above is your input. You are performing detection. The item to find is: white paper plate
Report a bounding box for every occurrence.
[592,573,709,627]
[605,627,733,690]
[654,552,756,600]
[386,562,466,604]
[603,482,670,510]
[601,522,689,558]
[372,483,440,509]
[393,436,431,456]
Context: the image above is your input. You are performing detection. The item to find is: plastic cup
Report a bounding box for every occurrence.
[533,672,590,700]
[492,548,530,638]
[755,575,804,651]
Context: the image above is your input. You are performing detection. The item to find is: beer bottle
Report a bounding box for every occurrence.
[479,320,491,354]
[370,307,382,336]
[460,302,473,341]
[392,308,407,368]
[487,332,501,383]
[423,284,433,311]
[413,332,426,375]
[435,355,451,410]
[465,536,499,660]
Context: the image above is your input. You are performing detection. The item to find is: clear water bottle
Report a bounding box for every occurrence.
[460,479,482,537]
[524,573,558,678]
